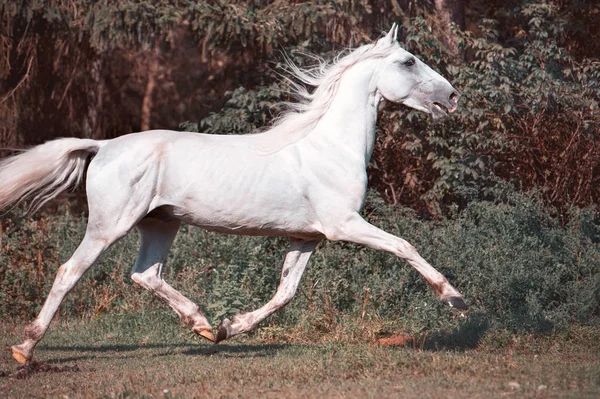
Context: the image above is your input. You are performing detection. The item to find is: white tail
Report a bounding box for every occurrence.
[0,138,102,214]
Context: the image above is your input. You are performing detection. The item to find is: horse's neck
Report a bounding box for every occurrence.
[312,62,381,166]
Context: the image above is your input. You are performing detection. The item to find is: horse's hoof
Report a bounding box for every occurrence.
[11,346,30,365]
[215,318,232,344]
[442,296,468,310]
[193,327,216,343]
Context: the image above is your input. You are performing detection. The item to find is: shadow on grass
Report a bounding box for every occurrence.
[182,343,289,357]
[37,342,291,363]
[419,310,560,352]
[421,312,490,352]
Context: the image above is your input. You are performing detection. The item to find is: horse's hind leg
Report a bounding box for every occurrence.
[10,228,126,364]
[131,218,215,342]
[216,238,320,343]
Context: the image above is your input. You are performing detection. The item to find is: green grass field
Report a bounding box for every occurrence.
[1,313,599,398]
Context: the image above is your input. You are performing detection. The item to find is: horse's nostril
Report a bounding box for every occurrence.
[449,91,460,104]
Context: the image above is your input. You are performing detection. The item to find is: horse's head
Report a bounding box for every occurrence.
[374,24,460,118]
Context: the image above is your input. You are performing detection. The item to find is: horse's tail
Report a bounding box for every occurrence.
[0,138,104,214]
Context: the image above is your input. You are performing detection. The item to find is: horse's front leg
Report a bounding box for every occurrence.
[326,213,467,309]
[215,238,320,343]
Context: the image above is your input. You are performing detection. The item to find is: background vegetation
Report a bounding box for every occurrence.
[0,0,599,344]
[1,190,599,341]
[2,0,599,214]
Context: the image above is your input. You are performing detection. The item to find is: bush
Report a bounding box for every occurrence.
[1,190,598,336]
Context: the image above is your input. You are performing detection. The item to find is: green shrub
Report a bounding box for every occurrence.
[1,190,598,336]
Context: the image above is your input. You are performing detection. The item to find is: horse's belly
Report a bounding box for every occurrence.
[169,201,323,239]
[162,174,322,238]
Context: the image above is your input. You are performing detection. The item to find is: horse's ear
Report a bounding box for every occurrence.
[390,23,399,42]
[378,23,398,46]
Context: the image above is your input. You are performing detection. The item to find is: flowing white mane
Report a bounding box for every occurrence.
[250,40,399,154]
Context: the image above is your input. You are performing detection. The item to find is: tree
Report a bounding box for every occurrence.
[434,0,466,56]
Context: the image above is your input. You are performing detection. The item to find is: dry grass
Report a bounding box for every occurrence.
[1,313,599,398]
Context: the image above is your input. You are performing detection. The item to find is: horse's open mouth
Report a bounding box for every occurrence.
[431,102,448,118]
[431,101,458,119]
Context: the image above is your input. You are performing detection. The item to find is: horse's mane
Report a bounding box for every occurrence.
[250,40,398,154]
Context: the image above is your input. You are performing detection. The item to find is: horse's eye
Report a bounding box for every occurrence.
[403,58,415,67]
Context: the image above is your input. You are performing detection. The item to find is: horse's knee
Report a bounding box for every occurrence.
[395,239,418,259]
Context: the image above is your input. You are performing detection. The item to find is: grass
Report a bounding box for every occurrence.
[1,312,599,398]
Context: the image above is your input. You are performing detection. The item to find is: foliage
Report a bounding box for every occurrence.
[1,191,598,336]
[199,83,287,134]
[1,0,599,215]
[0,0,397,145]
[193,8,600,216]
[374,11,600,215]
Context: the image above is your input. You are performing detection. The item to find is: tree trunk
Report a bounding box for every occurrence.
[82,57,103,139]
[434,0,465,57]
[140,48,159,132]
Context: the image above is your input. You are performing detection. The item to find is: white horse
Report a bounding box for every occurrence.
[0,25,464,365]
